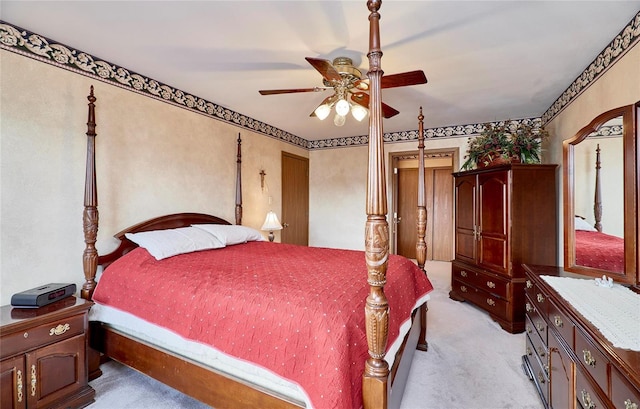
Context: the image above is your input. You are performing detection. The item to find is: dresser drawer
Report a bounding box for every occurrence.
[576,366,610,409]
[548,299,574,349]
[0,312,86,358]
[526,294,547,342]
[575,327,609,395]
[526,334,550,404]
[527,322,548,364]
[611,367,640,409]
[452,264,508,298]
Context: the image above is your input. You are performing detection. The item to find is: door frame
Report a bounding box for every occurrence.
[390,148,459,256]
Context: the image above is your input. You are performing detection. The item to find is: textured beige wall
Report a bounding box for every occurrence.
[545,43,640,263]
[0,51,306,303]
[309,136,468,250]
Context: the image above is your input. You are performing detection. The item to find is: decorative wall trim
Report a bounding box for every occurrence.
[308,118,542,150]
[2,10,637,151]
[541,10,640,125]
[0,21,310,150]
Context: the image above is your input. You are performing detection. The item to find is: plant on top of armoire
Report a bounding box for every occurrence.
[461,121,550,170]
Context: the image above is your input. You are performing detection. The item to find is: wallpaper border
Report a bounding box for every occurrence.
[2,10,638,150]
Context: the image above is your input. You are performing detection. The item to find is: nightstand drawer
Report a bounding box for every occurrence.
[1,313,86,358]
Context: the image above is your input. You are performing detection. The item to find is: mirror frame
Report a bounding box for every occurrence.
[563,103,638,285]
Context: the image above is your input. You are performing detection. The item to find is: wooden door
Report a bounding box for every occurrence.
[478,170,509,275]
[397,165,454,261]
[281,152,309,245]
[454,174,477,265]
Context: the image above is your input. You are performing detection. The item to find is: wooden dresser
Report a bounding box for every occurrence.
[450,164,558,333]
[0,297,95,409]
[523,264,640,409]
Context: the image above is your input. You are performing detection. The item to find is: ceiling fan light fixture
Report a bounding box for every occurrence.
[333,113,346,127]
[315,104,331,120]
[335,98,350,116]
[351,104,368,122]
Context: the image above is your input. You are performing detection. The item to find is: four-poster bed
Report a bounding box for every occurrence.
[81,2,433,408]
[573,144,625,272]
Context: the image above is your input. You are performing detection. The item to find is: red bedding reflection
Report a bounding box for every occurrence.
[575,230,624,272]
[92,241,433,409]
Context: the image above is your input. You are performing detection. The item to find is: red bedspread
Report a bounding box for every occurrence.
[92,241,433,409]
[575,230,624,272]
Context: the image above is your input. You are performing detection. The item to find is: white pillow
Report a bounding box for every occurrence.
[125,226,225,260]
[192,224,265,245]
[574,216,598,232]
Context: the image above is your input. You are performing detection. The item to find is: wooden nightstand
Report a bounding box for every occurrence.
[0,296,95,409]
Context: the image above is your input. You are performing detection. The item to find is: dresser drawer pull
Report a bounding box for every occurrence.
[50,323,70,336]
[486,298,496,306]
[624,399,638,409]
[526,280,533,289]
[536,293,545,303]
[537,371,546,384]
[537,346,546,357]
[582,350,596,367]
[30,364,36,397]
[486,281,496,288]
[554,316,563,328]
[460,285,467,293]
[526,302,534,313]
[536,322,545,332]
[581,390,596,409]
[460,270,468,277]
[526,324,532,334]
[17,369,23,402]
[526,346,532,356]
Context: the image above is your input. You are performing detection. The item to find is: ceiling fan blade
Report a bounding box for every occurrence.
[305,57,342,82]
[381,70,428,89]
[259,87,327,95]
[309,94,337,117]
[351,92,400,118]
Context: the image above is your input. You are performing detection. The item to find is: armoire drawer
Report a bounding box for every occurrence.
[452,278,509,319]
[452,265,508,298]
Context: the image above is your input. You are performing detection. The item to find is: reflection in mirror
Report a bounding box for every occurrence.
[573,117,624,273]
[563,103,638,286]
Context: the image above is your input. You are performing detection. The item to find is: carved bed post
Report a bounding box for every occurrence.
[594,143,602,232]
[235,133,243,225]
[82,86,99,300]
[363,1,390,408]
[416,107,427,271]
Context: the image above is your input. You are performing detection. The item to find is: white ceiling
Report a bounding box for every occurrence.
[3,1,639,142]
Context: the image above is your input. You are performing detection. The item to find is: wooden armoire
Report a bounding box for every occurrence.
[449,164,558,333]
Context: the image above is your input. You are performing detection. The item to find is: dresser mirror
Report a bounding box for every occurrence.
[563,103,638,286]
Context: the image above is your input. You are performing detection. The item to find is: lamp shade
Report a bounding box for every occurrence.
[351,104,368,121]
[261,211,283,231]
[314,104,331,120]
[335,98,350,116]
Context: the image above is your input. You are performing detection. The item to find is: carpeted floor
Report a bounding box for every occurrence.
[87,261,544,409]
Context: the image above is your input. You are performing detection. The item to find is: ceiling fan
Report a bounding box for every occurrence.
[258,57,427,126]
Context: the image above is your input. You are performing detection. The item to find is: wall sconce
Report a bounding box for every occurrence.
[261,211,283,242]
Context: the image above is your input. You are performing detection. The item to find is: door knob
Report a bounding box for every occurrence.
[282,222,289,228]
